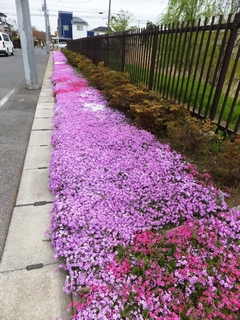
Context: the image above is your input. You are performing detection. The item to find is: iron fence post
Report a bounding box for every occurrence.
[149,26,159,90]
[121,33,126,72]
[106,35,109,66]
[210,13,240,120]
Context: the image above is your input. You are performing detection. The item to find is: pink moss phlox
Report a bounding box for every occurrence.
[49,51,240,319]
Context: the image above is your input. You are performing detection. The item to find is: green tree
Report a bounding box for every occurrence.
[158,0,217,24]
[215,0,240,16]
[158,0,240,24]
[145,21,158,32]
[32,26,45,46]
[110,10,137,32]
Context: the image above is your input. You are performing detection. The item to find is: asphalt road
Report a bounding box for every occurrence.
[0,48,49,261]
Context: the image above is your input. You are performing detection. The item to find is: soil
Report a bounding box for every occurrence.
[159,138,240,209]
[225,187,240,208]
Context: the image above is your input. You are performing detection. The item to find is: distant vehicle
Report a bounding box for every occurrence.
[58,39,68,48]
[52,37,70,49]
[0,32,14,56]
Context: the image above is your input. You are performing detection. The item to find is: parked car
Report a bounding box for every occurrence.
[58,39,68,49]
[0,32,14,56]
[52,38,69,49]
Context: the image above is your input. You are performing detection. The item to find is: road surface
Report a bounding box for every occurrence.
[0,48,49,261]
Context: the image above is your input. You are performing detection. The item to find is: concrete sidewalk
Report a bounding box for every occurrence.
[0,55,71,319]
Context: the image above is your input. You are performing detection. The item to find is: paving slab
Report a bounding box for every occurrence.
[23,146,51,169]
[34,109,53,118]
[0,204,54,271]
[36,101,55,109]
[42,79,53,85]
[16,168,54,205]
[32,118,53,130]
[38,97,55,104]
[40,86,52,91]
[42,85,53,89]
[28,130,52,147]
[0,54,72,320]
[0,264,72,320]
[38,91,55,100]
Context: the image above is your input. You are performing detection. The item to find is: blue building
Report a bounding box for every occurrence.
[57,11,73,39]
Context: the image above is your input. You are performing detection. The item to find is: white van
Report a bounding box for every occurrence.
[52,38,69,49]
[0,32,14,56]
[58,39,68,49]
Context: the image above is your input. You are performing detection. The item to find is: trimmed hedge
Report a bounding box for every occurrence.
[61,49,240,188]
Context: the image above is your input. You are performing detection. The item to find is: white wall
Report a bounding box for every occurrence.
[93,31,107,36]
[72,24,87,39]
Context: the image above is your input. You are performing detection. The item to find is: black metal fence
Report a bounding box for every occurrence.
[67,13,240,134]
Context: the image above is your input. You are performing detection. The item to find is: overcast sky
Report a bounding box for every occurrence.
[2,0,168,33]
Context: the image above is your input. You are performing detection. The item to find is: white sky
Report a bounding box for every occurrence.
[1,0,168,33]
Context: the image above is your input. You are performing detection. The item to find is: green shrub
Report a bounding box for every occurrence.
[108,83,153,111]
[61,49,240,188]
[213,136,240,186]
[167,115,219,155]
[90,62,130,93]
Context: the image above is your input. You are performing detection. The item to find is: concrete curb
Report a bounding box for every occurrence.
[0,55,72,320]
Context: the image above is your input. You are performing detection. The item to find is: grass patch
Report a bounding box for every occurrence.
[125,63,240,130]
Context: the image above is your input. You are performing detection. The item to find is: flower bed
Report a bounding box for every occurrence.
[49,51,240,319]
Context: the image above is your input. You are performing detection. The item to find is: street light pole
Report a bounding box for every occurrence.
[107,0,111,33]
[15,0,39,89]
[43,0,50,53]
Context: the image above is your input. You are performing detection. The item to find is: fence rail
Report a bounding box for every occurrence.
[67,13,240,134]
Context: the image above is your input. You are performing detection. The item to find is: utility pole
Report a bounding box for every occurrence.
[43,0,50,54]
[48,11,51,50]
[107,0,111,33]
[15,0,39,89]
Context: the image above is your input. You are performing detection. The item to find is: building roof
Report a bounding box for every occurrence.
[58,11,72,15]
[72,17,88,25]
[91,26,109,32]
